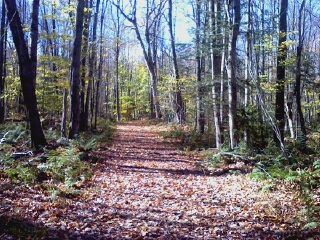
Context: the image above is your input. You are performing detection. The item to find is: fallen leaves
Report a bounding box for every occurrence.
[0,120,319,239]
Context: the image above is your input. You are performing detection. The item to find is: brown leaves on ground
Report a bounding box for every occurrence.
[0,120,319,239]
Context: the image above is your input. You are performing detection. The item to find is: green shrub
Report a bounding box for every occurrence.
[201,150,223,167]
[237,105,272,149]
[161,124,215,150]
[5,163,38,183]
[250,156,320,230]
[37,147,92,188]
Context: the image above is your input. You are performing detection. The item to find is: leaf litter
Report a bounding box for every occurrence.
[0,120,319,239]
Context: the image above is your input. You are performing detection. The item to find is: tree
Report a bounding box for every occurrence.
[210,0,222,149]
[195,0,205,133]
[113,0,121,121]
[274,0,288,145]
[225,0,240,149]
[113,0,164,119]
[295,0,307,146]
[69,0,85,139]
[94,0,107,129]
[168,0,184,124]
[80,0,92,131]
[5,0,47,149]
[0,0,6,123]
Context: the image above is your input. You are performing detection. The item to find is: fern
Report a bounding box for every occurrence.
[302,221,319,230]
[38,147,92,188]
[5,165,37,183]
[249,167,269,180]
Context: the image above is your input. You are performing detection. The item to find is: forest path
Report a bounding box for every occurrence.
[0,121,308,239]
[88,121,298,239]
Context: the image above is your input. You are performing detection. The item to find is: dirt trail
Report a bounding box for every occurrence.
[0,121,311,239]
[89,121,297,239]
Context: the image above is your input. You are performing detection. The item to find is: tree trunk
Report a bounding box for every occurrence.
[244,0,251,143]
[220,20,226,142]
[95,0,106,129]
[61,88,68,138]
[0,0,6,123]
[80,0,91,131]
[295,0,307,147]
[115,0,121,121]
[5,0,47,149]
[225,0,240,150]
[168,0,184,124]
[210,0,222,149]
[195,0,205,133]
[274,0,288,145]
[285,89,294,138]
[69,0,85,139]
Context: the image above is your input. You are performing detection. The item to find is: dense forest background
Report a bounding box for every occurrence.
[1,0,320,150]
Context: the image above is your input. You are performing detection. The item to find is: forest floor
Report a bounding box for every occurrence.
[1,120,320,239]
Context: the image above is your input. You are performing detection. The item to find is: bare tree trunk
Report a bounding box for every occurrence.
[69,0,85,139]
[220,21,226,142]
[195,0,205,133]
[80,0,91,131]
[274,0,288,145]
[225,0,240,149]
[168,0,184,124]
[61,88,68,138]
[95,0,106,129]
[244,0,251,143]
[5,0,47,149]
[295,0,307,147]
[115,0,121,121]
[210,0,221,149]
[0,0,6,123]
[85,0,100,128]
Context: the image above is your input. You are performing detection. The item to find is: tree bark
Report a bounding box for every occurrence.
[225,0,240,150]
[0,0,6,123]
[95,0,106,129]
[115,0,121,121]
[274,0,288,145]
[195,0,205,133]
[244,0,251,143]
[86,0,99,128]
[295,0,307,145]
[69,0,85,139]
[210,0,222,148]
[61,88,68,138]
[5,0,47,149]
[168,0,184,124]
[80,0,91,131]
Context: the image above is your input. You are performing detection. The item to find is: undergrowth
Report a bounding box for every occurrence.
[0,118,116,200]
[160,124,215,150]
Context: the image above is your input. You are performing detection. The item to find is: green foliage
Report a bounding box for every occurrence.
[0,118,116,200]
[37,147,92,188]
[0,124,28,144]
[237,105,272,149]
[250,155,320,230]
[160,124,215,150]
[161,125,186,141]
[120,95,135,120]
[37,54,70,115]
[201,150,223,168]
[72,136,97,153]
[5,163,38,183]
